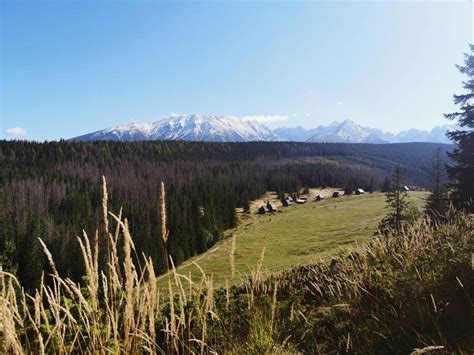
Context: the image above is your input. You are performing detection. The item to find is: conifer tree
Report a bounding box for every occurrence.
[425,147,449,220]
[378,168,409,235]
[445,45,474,211]
[366,176,376,193]
[381,177,392,193]
[0,209,18,274]
[18,217,45,291]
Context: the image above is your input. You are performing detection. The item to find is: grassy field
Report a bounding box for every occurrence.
[158,191,428,288]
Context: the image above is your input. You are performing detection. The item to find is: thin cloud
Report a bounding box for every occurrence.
[336,101,344,105]
[6,127,27,138]
[241,115,289,123]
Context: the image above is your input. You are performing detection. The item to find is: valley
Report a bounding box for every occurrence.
[158,191,428,289]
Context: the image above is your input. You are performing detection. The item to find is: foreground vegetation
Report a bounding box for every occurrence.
[1,186,472,354]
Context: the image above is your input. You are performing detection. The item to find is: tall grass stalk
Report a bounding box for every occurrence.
[160,181,169,271]
[0,179,472,354]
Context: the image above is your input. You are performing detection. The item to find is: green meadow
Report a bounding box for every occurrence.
[159,191,428,288]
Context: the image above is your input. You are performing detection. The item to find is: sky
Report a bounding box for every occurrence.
[1,0,473,141]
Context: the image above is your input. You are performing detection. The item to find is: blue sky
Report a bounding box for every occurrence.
[1,1,472,141]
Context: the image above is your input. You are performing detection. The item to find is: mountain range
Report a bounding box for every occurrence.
[73,115,454,144]
[276,120,454,144]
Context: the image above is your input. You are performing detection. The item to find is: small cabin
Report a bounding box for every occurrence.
[258,206,270,214]
[266,202,278,212]
[296,198,306,204]
[286,196,294,202]
[355,188,365,195]
[332,191,340,198]
[282,198,293,207]
[402,185,410,192]
[315,194,324,202]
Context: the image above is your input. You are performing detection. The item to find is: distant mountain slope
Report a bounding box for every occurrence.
[280,120,454,144]
[378,125,455,143]
[73,115,280,142]
[273,126,315,142]
[73,122,155,141]
[73,115,455,144]
[305,120,388,143]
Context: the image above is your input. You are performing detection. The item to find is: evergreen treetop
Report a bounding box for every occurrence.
[445,44,474,211]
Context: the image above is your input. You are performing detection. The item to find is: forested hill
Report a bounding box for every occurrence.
[0,140,451,181]
[0,140,451,290]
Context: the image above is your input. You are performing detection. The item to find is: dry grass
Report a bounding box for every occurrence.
[0,179,218,354]
[0,180,472,354]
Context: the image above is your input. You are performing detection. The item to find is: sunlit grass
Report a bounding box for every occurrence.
[3,183,471,354]
[158,192,428,288]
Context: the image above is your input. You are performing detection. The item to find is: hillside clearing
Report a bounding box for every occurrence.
[242,187,345,214]
[159,191,428,288]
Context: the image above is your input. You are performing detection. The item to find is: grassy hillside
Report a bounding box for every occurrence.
[4,186,472,354]
[158,191,428,288]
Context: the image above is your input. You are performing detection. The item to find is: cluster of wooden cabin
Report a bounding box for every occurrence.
[258,191,338,215]
[258,193,329,214]
[256,186,410,215]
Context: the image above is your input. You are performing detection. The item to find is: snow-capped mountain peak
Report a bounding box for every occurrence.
[72,115,455,144]
[73,115,280,142]
[306,119,386,143]
[84,122,155,141]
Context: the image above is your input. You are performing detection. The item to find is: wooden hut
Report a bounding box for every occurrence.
[258,206,270,214]
[355,188,365,195]
[266,202,278,212]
